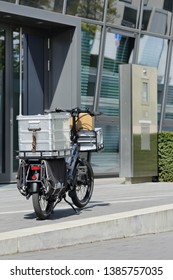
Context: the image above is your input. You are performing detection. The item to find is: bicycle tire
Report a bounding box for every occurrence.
[32,185,54,220]
[71,159,94,208]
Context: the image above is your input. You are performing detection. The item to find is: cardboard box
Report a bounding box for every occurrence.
[70,113,94,130]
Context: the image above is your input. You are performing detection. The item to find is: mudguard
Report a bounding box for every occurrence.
[30,182,38,193]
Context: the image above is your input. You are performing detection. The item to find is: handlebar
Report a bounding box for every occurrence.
[45,107,102,117]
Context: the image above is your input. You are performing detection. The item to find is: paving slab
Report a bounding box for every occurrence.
[0,178,173,256]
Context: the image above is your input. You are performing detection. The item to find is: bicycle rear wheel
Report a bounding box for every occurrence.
[71,159,94,208]
[32,186,54,220]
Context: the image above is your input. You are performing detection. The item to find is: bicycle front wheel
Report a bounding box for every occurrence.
[71,159,94,208]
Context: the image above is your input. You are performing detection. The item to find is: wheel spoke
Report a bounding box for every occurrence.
[39,196,47,211]
[76,184,88,200]
[71,159,94,208]
[32,192,54,220]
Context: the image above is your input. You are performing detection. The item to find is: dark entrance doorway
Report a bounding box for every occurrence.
[0,3,80,183]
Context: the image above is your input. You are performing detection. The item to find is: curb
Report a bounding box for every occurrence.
[0,204,173,256]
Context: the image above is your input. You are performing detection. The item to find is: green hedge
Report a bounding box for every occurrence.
[158,132,173,182]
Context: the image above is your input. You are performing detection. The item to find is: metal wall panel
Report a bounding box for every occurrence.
[120,64,158,181]
[119,64,132,177]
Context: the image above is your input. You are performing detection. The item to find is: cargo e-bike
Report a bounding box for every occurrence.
[16,107,103,220]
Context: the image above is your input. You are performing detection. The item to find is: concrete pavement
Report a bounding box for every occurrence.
[0,178,173,256]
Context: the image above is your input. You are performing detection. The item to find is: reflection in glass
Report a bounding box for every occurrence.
[91,122,119,175]
[66,0,105,21]
[19,0,63,12]
[99,32,135,116]
[0,30,5,174]
[13,31,20,172]
[96,32,135,174]
[138,36,167,72]
[142,0,172,35]
[164,45,173,124]
[107,0,140,28]
[137,35,168,126]
[1,0,15,2]
[81,24,101,109]
[53,0,63,12]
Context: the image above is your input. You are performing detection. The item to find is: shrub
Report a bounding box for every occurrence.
[158,132,173,182]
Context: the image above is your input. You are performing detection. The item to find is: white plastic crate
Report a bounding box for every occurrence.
[17,113,71,157]
[77,128,104,151]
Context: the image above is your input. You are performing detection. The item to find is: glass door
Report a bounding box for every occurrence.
[0,29,6,180]
[13,29,21,175]
[0,25,49,183]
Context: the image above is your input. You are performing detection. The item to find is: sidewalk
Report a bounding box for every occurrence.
[0,178,173,256]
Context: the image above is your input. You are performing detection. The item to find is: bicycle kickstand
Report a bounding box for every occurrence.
[63,195,79,215]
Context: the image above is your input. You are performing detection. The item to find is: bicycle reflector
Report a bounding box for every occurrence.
[31,175,37,180]
[31,165,41,171]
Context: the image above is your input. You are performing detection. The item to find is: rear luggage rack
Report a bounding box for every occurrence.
[16,149,71,159]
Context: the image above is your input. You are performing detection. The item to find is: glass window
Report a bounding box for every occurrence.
[99,31,135,116]
[53,0,63,12]
[91,120,120,175]
[164,45,173,124]
[13,30,20,172]
[0,30,5,174]
[1,0,16,2]
[66,0,105,21]
[107,0,140,29]
[142,81,149,104]
[137,35,168,127]
[19,0,63,12]
[163,0,173,12]
[142,0,172,35]
[81,24,101,109]
[96,31,135,174]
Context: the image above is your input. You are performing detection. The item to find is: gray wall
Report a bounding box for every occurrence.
[50,27,81,110]
[23,34,44,115]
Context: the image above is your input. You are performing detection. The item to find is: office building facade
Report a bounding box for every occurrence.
[0,0,173,182]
